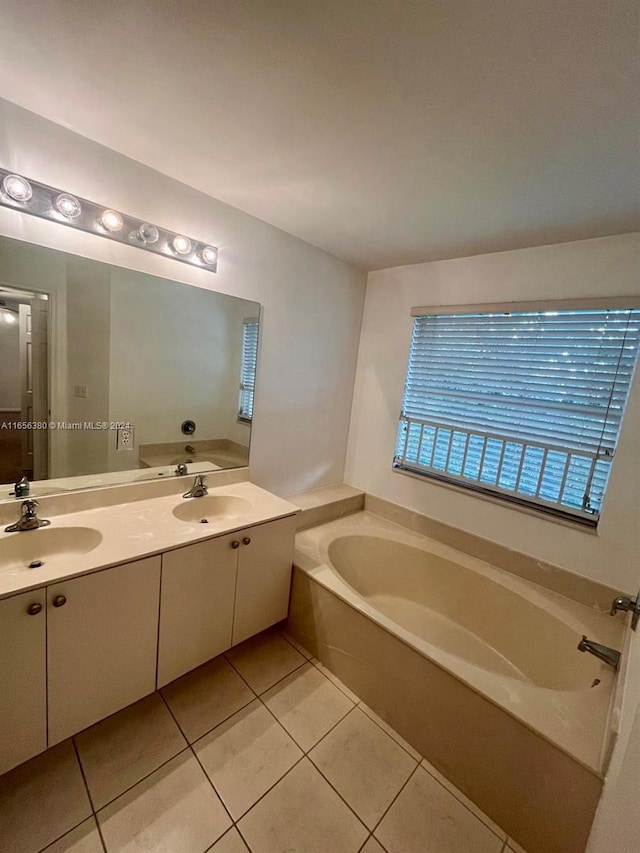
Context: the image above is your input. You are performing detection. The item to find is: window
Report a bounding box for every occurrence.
[238,318,259,422]
[394,304,640,524]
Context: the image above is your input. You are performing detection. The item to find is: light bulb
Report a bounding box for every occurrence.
[100,209,124,232]
[2,174,33,202]
[0,307,17,325]
[55,193,81,219]
[136,223,159,244]
[171,235,192,255]
[200,246,218,265]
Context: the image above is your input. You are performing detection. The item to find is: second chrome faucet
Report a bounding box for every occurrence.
[183,475,208,499]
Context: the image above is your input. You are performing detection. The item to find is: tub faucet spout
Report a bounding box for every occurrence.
[577,636,620,670]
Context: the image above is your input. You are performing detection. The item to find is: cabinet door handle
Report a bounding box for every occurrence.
[231,540,240,549]
[52,594,67,608]
[242,537,251,546]
[27,602,42,616]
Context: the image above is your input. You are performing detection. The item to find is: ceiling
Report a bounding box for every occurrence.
[0,0,638,270]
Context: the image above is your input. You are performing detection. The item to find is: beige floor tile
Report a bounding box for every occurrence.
[42,818,104,853]
[238,757,368,853]
[262,662,355,751]
[309,707,416,829]
[194,699,303,819]
[312,658,361,703]
[225,629,306,694]
[75,693,187,809]
[376,766,504,853]
[97,750,231,853]
[280,628,313,659]
[0,740,91,853]
[161,655,254,742]
[506,840,529,853]
[420,757,507,840]
[359,703,422,762]
[361,838,387,853]
[207,826,250,852]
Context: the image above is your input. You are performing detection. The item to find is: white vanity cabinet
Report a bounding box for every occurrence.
[157,533,239,687]
[231,515,297,645]
[0,589,47,775]
[157,514,297,686]
[47,556,161,744]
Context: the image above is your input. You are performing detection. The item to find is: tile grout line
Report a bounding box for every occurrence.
[157,691,236,834]
[164,685,257,748]
[223,649,308,698]
[357,704,423,764]
[417,758,508,843]
[369,761,421,838]
[71,738,108,853]
[36,815,96,853]
[86,744,193,817]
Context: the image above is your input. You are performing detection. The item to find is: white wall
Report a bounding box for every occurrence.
[0,98,366,495]
[345,233,640,593]
[65,257,111,476]
[587,626,640,853]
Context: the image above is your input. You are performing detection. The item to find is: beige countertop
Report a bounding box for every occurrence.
[0,481,299,600]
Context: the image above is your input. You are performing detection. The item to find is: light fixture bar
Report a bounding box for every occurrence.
[0,169,218,272]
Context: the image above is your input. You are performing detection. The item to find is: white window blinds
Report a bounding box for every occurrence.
[238,318,259,422]
[394,308,640,522]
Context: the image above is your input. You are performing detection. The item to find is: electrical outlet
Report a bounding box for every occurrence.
[74,385,87,398]
[116,426,135,450]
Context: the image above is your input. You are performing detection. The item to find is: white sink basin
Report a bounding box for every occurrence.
[0,527,103,572]
[172,495,253,524]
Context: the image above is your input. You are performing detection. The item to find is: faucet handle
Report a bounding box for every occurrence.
[22,499,40,518]
[14,475,30,497]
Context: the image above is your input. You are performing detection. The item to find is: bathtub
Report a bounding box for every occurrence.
[288,511,625,853]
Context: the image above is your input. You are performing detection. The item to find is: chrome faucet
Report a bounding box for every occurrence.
[185,445,196,454]
[610,592,640,631]
[175,463,188,475]
[14,475,30,498]
[183,475,208,499]
[577,636,620,670]
[4,499,51,533]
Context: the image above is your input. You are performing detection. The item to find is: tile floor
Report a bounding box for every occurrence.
[0,626,528,853]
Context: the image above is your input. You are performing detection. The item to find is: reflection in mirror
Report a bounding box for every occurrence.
[0,236,259,498]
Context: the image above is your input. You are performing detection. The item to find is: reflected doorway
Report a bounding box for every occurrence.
[0,285,49,485]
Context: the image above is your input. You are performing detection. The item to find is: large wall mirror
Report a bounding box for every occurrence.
[0,235,259,499]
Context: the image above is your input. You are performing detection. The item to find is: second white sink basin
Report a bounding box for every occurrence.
[173,495,252,524]
[0,527,104,572]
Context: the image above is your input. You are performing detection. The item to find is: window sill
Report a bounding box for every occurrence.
[392,465,599,534]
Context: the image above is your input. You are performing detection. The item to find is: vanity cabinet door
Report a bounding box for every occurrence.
[157,534,238,688]
[0,589,47,775]
[232,515,296,646]
[47,556,161,745]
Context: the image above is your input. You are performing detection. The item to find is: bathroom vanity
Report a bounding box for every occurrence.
[0,477,298,775]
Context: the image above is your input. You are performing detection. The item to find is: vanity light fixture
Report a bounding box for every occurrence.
[200,245,218,265]
[55,193,82,219]
[135,222,159,244]
[171,235,192,255]
[2,173,33,203]
[0,168,218,273]
[99,209,124,232]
